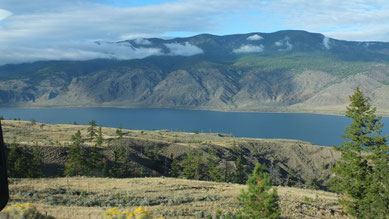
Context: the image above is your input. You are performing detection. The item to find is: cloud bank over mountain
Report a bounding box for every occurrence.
[0,0,389,65]
[233,45,264,53]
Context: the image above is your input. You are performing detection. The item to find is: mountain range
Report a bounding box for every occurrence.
[1,30,389,114]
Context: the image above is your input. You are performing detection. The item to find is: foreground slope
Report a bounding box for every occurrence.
[8,177,346,219]
[1,30,389,114]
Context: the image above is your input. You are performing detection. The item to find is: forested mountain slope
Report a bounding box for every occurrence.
[1,30,389,114]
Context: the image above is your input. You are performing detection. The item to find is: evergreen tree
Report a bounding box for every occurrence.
[116,124,123,140]
[87,120,97,141]
[87,145,104,176]
[180,151,196,179]
[7,142,44,178]
[207,149,222,182]
[96,126,103,146]
[111,146,122,177]
[110,142,132,177]
[223,151,233,182]
[233,156,246,184]
[180,150,204,180]
[331,87,389,218]
[7,142,28,178]
[169,158,180,177]
[29,147,44,178]
[237,163,280,219]
[7,142,19,177]
[150,145,162,172]
[64,130,88,176]
[153,145,159,162]
[13,149,30,177]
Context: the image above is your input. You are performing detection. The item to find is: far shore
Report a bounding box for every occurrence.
[0,104,367,117]
[4,104,389,116]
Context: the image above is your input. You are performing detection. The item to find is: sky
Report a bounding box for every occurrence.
[1,0,389,65]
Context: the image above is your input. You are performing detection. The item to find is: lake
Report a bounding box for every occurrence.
[1,107,389,146]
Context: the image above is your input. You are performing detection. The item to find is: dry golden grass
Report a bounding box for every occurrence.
[2,120,318,149]
[2,120,239,148]
[8,177,347,219]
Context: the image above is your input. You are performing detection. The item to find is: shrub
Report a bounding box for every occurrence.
[104,206,164,219]
[0,203,54,219]
[7,142,44,178]
[237,163,280,219]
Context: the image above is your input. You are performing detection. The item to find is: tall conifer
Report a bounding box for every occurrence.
[331,87,389,218]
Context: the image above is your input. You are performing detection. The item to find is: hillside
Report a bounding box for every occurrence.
[3,120,340,189]
[7,177,346,219]
[1,30,389,114]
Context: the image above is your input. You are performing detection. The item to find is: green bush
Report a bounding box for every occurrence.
[0,203,54,219]
[7,142,43,178]
[237,163,280,219]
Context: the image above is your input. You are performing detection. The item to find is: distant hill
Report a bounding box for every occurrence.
[1,30,389,114]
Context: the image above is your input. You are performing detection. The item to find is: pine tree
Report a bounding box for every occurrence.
[96,126,103,146]
[87,145,104,176]
[180,150,204,180]
[180,151,196,179]
[29,147,43,178]
[8,142,30,178]
[237,163,280,219]
[111,143,132,178]
[7,142,19,177]
[207,149,222,182]
[64,130,88,176]
[330,87,389,218]
[7,142,43,178]
[153,145,159,162]
[233,156,246,184]
[87,120,97,141]
[116,124,123,140]
[169,158,180,177]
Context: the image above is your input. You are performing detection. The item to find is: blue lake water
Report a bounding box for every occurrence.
[1,107,389,146]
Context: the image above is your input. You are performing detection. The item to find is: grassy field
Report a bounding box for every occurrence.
[2,120,238,148]
[7,177,346,219]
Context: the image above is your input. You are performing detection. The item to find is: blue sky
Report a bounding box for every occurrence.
[0,0,389,64]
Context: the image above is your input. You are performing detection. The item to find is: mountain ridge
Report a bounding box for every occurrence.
[1,30,389,114]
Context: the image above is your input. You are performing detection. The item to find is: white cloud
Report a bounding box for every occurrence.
[255,0,389,42]
[274,38,293,51]
[133,38,152,46]
[0,9,12,20]
[275,41,283,47]
[0,0,258,64]
[0,42,163,65]
[233,44,264,53]
[325,26,389,42]
[1,0,389,65]
[247,34,263,41]
[164,42,203,56]
[323,36,331,49]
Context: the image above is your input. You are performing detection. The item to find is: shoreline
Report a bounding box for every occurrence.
[5,104,389,116]
[0,104,352,116]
